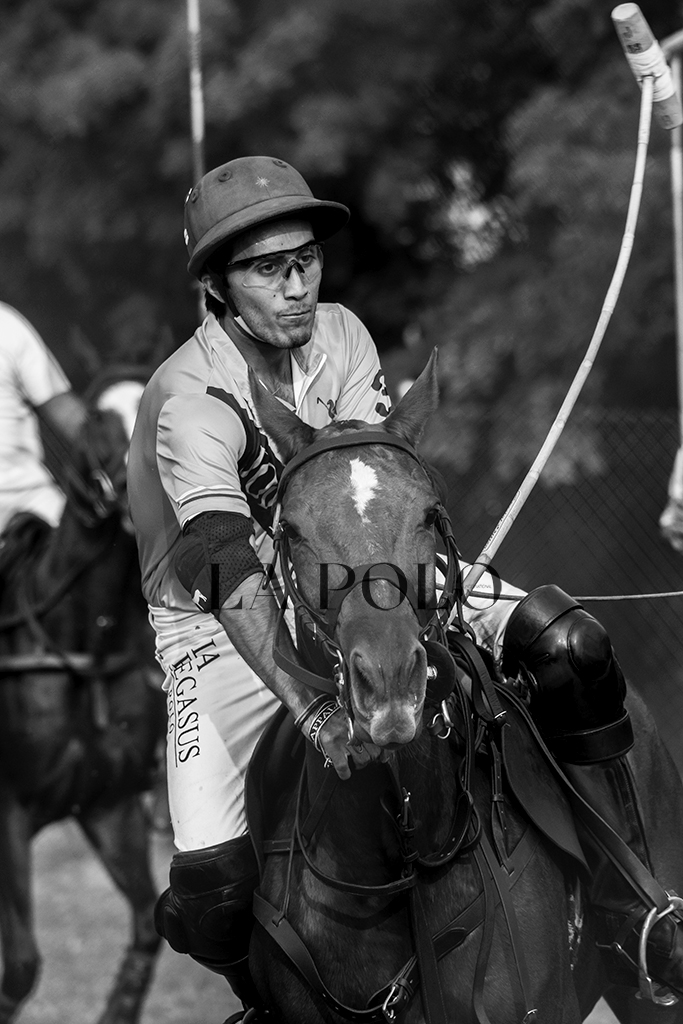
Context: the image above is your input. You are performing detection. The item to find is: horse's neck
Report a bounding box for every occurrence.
[39,508,135,642]
[304,731,460,882]
[41,505,115,576]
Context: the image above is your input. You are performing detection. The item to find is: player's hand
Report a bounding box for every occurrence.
[317,712,386,780]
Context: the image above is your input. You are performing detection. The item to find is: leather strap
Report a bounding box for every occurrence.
[499,687,673,913]
[275,430,427,499]
[409,885,448,1024]
[293,765,418,899]
[476,829,537,1023]
[448,632,507,726]
[255,824,540,1021]
[271,605,338,695]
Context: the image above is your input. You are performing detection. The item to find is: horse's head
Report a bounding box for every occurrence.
[251,350,451,750]
[70,376,145,528]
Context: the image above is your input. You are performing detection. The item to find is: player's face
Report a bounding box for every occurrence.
[223,219,320,349]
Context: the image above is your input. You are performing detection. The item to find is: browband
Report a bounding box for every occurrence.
[275,429,426,501]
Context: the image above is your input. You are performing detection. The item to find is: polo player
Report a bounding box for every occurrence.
[0,302,86,534]
[127,155,683,1020]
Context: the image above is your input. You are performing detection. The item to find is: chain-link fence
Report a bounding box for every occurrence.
[432,408,683,774]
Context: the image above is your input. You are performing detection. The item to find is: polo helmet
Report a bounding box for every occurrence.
[183,155,350,278]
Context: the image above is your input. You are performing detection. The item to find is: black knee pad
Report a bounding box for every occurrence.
[155,834,259,974]
[503,585,634,764]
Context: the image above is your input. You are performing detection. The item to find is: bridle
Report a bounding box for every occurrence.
[64,456,120,527]
[269,429,467,721]
[259,432,532,1023]
[62,412,128,528]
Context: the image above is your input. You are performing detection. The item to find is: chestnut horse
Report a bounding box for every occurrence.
[0,379,166,1024]
[246,354,683,1023]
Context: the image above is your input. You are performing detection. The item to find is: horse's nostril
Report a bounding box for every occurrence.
[369,711,418,748]
[352,655,374,698]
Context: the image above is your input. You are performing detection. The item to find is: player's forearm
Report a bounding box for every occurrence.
[37,391,87,443]
[217,572,321,720]
[458,562,526,666]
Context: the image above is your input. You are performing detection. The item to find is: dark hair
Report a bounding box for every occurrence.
[202,240,234,318]
[204,289,226,318]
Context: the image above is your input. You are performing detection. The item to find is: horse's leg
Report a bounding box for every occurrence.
[77,794,161,1024]
[0,784,40,1023]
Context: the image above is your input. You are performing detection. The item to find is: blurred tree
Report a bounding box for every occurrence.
[0,0,679,450]
[0,0,557,383]
[400,0,683,500]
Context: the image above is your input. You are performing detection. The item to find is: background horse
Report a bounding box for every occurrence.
[246,355,683,1023]
[0,377,166,1024]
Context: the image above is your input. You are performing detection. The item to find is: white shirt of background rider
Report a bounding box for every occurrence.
[0,303,71,533]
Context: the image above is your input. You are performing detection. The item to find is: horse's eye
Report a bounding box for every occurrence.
[425,507,439,527]
[282,520,301,541]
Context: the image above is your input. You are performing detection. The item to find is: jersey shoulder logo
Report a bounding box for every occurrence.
[371,370,390,418]
[316,396,338,420]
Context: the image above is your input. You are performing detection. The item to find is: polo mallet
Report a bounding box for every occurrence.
[662,32,683,434]
[186,0,206,321]
[461,4,683,602]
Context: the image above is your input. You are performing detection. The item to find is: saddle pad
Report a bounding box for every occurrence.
[498,690,588,872]
[245,704,305,877]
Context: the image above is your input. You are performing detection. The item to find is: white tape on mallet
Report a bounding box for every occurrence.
[612,4,683,129]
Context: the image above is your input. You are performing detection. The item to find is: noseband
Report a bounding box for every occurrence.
[270,430,464,716]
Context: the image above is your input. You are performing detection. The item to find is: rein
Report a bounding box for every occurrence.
[37,399,123,528]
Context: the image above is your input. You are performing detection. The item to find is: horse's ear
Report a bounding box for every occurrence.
[383,348,439,447]
[248,368,315,462]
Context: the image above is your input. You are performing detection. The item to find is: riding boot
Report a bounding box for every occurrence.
[563,756,683,998]
[154,834,267,1018]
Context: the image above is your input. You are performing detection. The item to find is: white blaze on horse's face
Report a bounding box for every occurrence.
[349,458,378,523]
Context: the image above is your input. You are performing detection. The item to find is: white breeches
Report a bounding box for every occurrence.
[149,606,280,852]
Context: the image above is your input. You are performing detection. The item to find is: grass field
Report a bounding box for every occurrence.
[14,818,619,1024]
